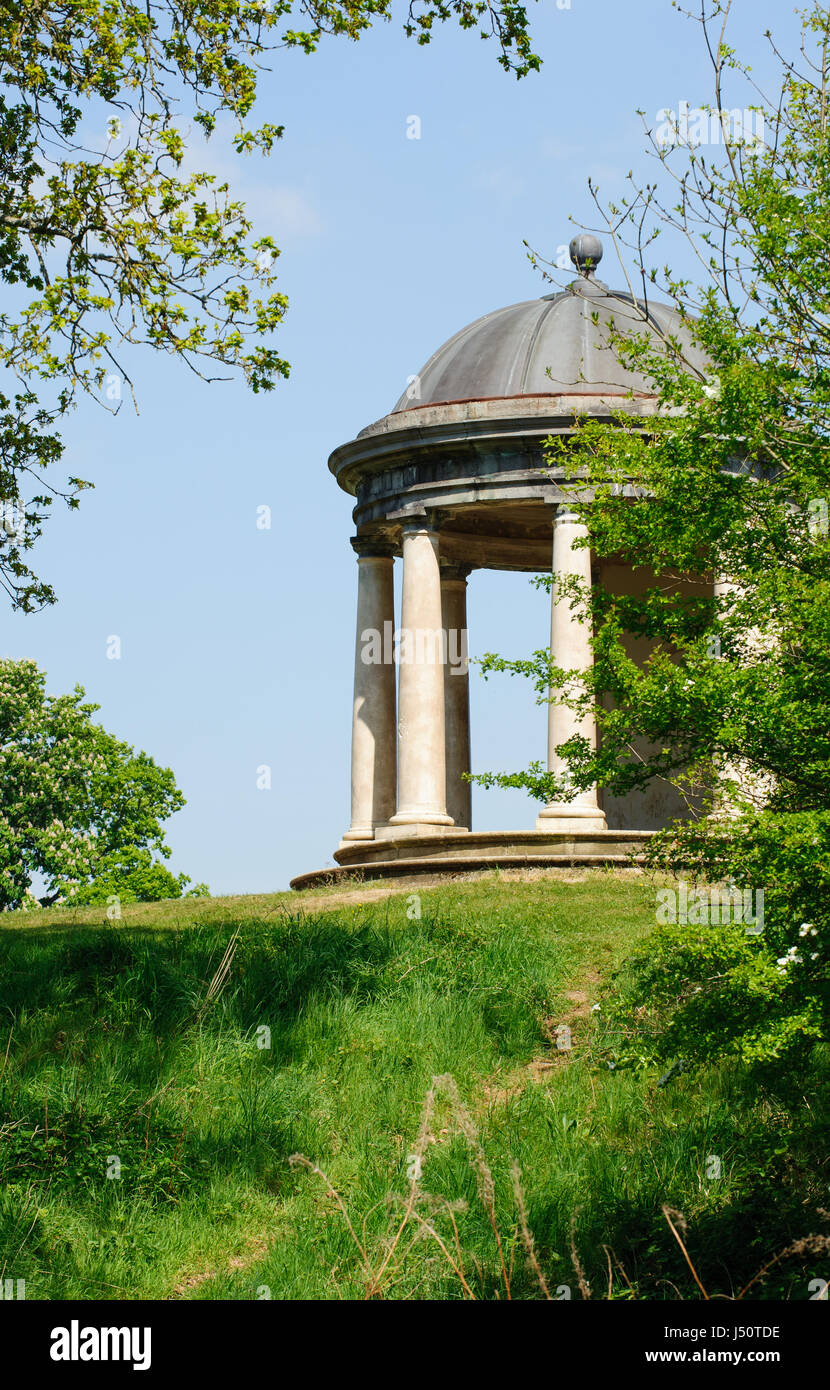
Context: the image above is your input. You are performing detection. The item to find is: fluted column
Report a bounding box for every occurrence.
[389,518,454,832]
[536,505,607,833]
[340,539,397,843]
[441,563,472,830]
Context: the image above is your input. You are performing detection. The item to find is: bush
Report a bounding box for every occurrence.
[605,812,830,1074]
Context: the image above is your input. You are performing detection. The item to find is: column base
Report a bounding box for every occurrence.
[340,826,375,842]
[536,804,607,834]
[377,819,466,840]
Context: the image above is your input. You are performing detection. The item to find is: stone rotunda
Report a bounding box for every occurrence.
[290,236,708,889]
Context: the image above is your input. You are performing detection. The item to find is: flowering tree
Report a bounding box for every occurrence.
[0,659,186,908]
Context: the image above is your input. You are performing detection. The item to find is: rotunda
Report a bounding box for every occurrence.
[291,237,709,888]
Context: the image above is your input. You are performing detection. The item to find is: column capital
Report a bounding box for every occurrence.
[396,507,448,536]
[439,561,472,584]
[351,535,397,560]
[552,500,586,526]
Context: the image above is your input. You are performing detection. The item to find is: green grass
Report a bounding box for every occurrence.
[0,869,827,1300]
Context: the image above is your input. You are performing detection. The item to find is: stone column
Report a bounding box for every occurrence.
[388,518,454,833]
[441,563,472,830]
[340,539,397,844]
[711,573,771,813]
[536,505,607,833]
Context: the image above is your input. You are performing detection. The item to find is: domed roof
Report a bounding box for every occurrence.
[391,240,706,414]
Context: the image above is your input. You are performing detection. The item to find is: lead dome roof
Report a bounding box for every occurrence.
[389,244,705,415]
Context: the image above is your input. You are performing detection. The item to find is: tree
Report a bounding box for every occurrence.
[0,657,189,908]
[0,0,540,610]
[69,846,210,906]
[475,0,830,1074]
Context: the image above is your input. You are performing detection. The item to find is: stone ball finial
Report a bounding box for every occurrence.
[569,233,603,276]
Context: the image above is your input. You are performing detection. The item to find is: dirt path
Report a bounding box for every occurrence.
[282,884,411,914]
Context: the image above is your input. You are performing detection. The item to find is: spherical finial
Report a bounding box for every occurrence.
[569,233,603,276]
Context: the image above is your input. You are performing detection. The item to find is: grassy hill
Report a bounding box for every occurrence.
[0,869,826,1300]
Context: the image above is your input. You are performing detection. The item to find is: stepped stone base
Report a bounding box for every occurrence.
[290,828,654,891]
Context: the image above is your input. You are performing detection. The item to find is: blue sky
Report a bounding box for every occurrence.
[2,0,802,892]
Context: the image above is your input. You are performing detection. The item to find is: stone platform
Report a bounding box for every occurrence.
[290,828,653,891]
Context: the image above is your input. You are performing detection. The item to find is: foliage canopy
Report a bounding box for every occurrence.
[0,0,539,608]
[0,657,191,908]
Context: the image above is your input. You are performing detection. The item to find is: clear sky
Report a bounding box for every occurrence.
[2,0,803,892]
